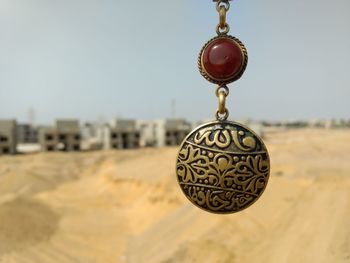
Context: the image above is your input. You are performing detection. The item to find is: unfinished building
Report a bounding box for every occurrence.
[0,120,17,155]
[137,119,191,147]
[17,123,38,143]
[39,120,81,151]
[103,119,140,149]
[156,119,191,147]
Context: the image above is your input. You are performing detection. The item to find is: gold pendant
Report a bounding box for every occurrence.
[176,121,270,214]
[175,0,270,214]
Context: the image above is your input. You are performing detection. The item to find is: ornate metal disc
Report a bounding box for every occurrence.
[176,120,270,214]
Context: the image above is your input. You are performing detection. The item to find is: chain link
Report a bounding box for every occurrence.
[216,0,230,35]
[216,0,230,12]
[215,85,229,97]
[219,6,226,28]
[215,85,229,121]
[216,109,229,121]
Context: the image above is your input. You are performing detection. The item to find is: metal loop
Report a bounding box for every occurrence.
[218,91,226,114]
[219,6,226,29]
[216,23,230,35]
[215,85,229,97]
[216,108,229,121]
[216,0,230,12]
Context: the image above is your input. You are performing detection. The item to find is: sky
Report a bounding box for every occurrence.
[0,0,349,124]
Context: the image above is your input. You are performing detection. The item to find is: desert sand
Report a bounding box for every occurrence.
[0,129,349,263]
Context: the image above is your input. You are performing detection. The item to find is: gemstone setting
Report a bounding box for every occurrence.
[199,35,248,85]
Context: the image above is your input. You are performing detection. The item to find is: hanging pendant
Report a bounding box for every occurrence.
[176,120,270,214]
[175,0,270,214]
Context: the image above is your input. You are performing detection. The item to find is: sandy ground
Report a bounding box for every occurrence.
[0,128,349,263]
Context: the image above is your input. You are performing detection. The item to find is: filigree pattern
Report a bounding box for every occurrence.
[177,144,209,183]
[176,121,270,214]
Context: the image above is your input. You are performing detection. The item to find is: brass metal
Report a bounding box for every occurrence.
[216,23,230,35]
[219,6,227,29]
[176,120,270,214]
[215,85,229,97]
[217,91,227,114]
[216,0,230,12]
[175,0,269,215]
[198,35,248,85]
[215,108,229,121]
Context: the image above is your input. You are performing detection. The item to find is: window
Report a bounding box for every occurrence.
[73,144,80,151]
[2,147,9,153]
[46,135,54,141]
[59,134,66,140]
[74,134,81,140]
[122,140,128,149]
[0,136,8,142]
[47,146,54,151]
[166,139,173,146]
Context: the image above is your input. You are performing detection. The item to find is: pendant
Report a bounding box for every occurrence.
[175,0,270,214]
[176,121,270,214]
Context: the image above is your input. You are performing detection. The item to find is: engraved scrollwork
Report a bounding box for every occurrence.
[234,155,269,193]
[176,121,270,214]
[177,144,209,183]
[208,154,236,188]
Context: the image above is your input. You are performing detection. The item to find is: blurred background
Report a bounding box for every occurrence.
[0,0,349,262]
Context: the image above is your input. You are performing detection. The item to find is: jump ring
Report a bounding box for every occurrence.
[216,108,229,121]
[216,0,230,12]
[215,85,229,97]
[216,23,230,35]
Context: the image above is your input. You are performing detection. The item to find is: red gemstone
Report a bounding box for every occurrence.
[202,38,243,80]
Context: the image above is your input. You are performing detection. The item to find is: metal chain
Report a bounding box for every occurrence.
[215,85,229,121]
[216,0,230,12]
[216,0,230,35]
[214,1,231,121]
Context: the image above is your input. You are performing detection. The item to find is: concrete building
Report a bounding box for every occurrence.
[17,123,38,143]
[80,122,104,151]
[103,119,140,149]
[138,119,191,148]
[155,119,191,147]
[0,120,17,155]
[137,120,157,147]
[39,120,81,151]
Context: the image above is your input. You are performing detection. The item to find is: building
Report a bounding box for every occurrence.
[157,119,192,147]
[103,119,140,149]
[39,120,81,151]
[80,122,104,151]
[0,120,17,155]
[138,119,191,148]
[17,123,38,143]
[137,120,157,147]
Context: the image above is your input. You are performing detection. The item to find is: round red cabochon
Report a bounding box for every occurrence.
[202,37,244,81]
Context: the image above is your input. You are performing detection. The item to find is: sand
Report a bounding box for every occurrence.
[0,128,349,263]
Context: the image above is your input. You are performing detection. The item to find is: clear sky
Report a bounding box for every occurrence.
[0,0,349,124]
